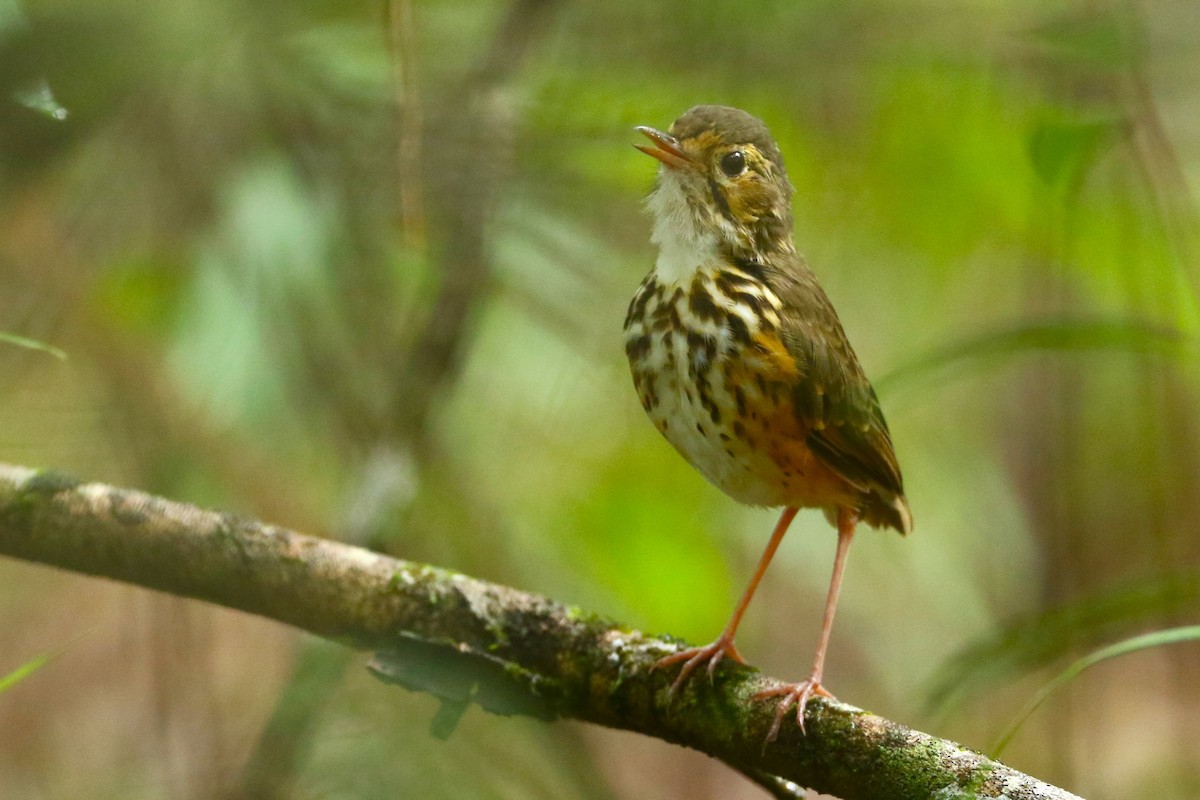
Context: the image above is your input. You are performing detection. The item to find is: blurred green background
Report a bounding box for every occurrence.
[2,0,1199,798]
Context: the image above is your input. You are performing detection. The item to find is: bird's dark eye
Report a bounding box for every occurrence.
[719,150,746,177]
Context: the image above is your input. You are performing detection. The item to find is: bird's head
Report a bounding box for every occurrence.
[636,105,795,270]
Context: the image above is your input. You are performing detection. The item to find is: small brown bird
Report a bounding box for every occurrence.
[624,105,912,739]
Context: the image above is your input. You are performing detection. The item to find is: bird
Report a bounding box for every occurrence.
[623,105,912,741]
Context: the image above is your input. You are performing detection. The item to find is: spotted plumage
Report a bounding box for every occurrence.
[625,105,912,741]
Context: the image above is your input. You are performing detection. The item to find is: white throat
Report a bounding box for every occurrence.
[646,175,720,286]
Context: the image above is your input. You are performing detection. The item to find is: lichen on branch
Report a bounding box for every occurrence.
[0,464,1083,800]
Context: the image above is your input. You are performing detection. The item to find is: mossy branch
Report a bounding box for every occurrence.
[0,464,1083,800]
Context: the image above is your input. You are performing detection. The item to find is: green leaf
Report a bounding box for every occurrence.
[0,331,67,360]
[368,632,559,739]
[876,318,1191,395]
[0,652,53,694]
[14,79,69,120]
[1028,117,1119,194]
[991,625,1200,758]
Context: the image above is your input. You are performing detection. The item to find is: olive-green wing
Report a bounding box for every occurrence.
[766,260,910,531]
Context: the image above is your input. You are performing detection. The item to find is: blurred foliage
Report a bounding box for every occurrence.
[925,571,1200,721]
[1,0,1199,798]
[991,624,1200,759]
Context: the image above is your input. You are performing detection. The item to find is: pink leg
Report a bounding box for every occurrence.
[755,507,856,741]
[655,507,799,694]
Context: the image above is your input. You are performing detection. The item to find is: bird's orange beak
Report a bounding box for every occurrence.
[634,126,696,171]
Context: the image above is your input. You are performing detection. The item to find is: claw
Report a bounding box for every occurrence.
[654,635,744,697]
[754,677,833,741]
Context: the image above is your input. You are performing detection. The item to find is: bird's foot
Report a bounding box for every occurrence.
[653,634,745,697]
[754,674,833,741]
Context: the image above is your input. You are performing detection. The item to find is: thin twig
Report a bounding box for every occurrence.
[387,0,425,250]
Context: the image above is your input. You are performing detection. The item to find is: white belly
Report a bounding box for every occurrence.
[624,267,798,508]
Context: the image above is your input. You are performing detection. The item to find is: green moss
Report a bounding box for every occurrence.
[564,605,607,626]
[20,469,82,496]
[867,730,998,799]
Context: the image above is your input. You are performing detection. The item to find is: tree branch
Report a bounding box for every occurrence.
[0,464,1084,800]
